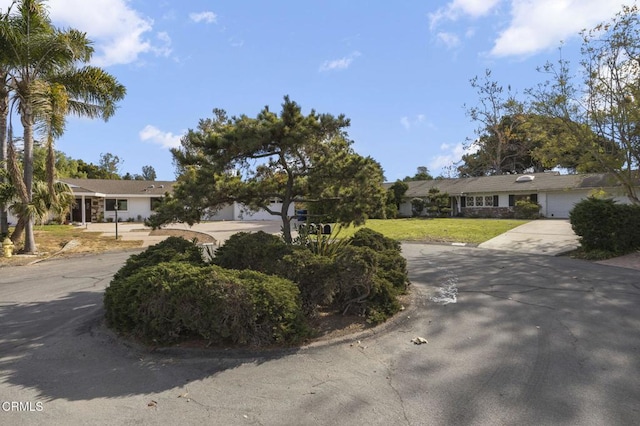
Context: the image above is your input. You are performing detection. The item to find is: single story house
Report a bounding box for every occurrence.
[390,172,636,219]
[7,178,293,225]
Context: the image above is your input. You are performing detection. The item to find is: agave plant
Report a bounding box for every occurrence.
[294,222,350,257]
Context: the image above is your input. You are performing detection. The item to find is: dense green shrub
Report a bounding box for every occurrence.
[333,245,402,323]
[514,200,541,219]
[277,247,337,316]
[349,227,401,252]
[570,197,640,253]
[212,231,292,275]
[104,262,308,346]
[112,236,205,283]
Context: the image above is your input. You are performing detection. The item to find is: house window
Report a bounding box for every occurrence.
[150,197,162,211]
[106,199,128,211]
[509,194,538,207]
[465,195,498,207]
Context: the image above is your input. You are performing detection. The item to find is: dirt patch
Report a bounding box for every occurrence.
[149,228,217,244]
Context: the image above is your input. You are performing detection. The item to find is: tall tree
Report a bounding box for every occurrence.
[149,96,386,243]
[457,114,548,177]
[403,166,433,181]
[1,0,125,252]
[141,165,156,180]
[528,6,639,203]
[465,69,527,175]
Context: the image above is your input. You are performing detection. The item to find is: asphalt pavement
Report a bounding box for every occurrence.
[1,243,639,425]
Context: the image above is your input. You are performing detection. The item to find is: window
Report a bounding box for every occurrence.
[509,194,538,207]
[465,194,498,208]
[150,197,162,211]
[106,199,128,211]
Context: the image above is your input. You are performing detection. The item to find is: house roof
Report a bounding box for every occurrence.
[60,178,175,197]
[385,172,630,197]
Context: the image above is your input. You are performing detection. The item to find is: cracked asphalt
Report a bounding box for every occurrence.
[1,244,639,425]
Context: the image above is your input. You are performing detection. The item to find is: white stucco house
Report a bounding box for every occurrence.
[390,172,637,219]
[7,178,293,225]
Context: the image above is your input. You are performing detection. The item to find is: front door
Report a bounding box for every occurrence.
[70,198,92,223]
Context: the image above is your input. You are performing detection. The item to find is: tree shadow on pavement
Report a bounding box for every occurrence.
[392,244,640,425]
[0,290,296,402]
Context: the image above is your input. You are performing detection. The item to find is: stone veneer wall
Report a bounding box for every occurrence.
[91,198,104,222]
[461,207,514,219]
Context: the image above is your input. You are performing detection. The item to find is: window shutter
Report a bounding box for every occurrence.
[493,195,499,207]
[509,195,515,207]
[460,196,466,208]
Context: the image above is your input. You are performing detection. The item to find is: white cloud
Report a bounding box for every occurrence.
[401,114,429,130]
[429,0,502,29]
[139,125,183,149]
[490,0,623,57]
[319,51,362,72]
[189,11,217,24]
[437,32,461,49]
[0,0,170,67]
[428,0,625,58]
[430,142,474,173]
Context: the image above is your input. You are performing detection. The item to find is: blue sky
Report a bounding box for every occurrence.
[1,0,632,181]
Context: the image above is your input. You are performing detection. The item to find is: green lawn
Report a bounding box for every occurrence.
[334,218,530,244]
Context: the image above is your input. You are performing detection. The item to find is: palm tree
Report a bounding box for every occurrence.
[0,0,125,253]
[0,166,74,245]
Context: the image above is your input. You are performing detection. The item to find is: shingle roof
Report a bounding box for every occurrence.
[60,178,175,196]
[384,172,630,197]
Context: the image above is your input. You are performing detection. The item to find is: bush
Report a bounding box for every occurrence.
[212,231,292,275]
[570,197,640,253]
[384,203,398,219]
[277,247,338,316]
[104,262,308,346]
[333,246,402,323]
[514,200,541,219]
[112,236,205,283]
[349,227,400,252]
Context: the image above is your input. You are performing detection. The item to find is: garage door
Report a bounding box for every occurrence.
[546,191,590,218]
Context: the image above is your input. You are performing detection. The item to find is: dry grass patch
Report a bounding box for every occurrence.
[0,225,143,267]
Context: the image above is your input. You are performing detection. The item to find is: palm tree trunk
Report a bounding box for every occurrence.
[21,107,37,254]
[0,76,8,237]
[10,216,25,246]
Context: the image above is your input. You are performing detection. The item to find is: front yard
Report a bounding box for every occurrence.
[337,218,529,244]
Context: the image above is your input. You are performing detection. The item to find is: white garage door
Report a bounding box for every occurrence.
[546,191,590,218]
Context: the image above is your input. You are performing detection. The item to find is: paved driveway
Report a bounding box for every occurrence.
[1,244,638,425]
[478,219,579,256]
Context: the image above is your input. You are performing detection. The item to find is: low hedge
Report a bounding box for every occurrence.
[105,227,411,346]
[104,262,308,346]
[570,197,640,253]
[112,236,205,283]
[212,231,293,275]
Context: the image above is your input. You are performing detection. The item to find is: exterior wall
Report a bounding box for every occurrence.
[204,204,234,221]
[103,197,156,222]
[461,207,514,218]
[233,202,295,221]
[398,202,412,218]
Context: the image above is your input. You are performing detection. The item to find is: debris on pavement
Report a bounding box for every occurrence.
[411,337,428,345]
